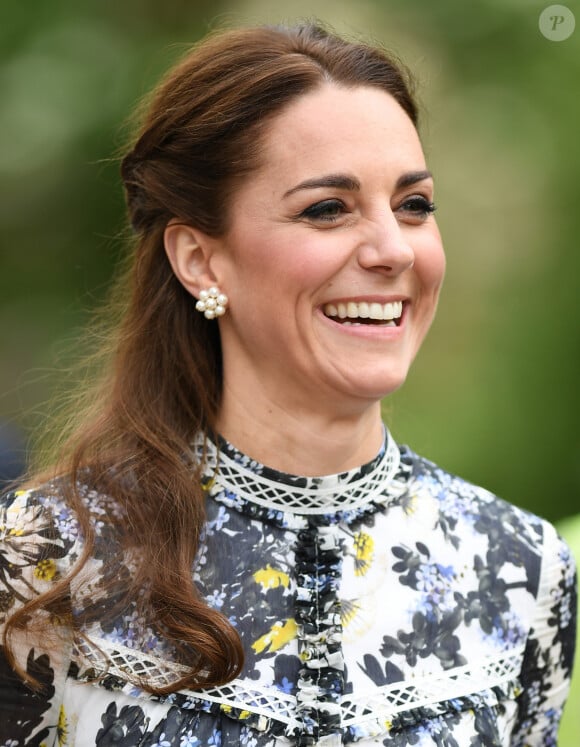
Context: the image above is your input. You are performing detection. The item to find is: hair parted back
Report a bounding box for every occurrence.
[5,22,418,693]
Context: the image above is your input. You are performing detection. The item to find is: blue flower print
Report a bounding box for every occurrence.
[206,506,230,534]
[151,734,171,747]
[1,437,575,747]
[207,728,222,746]
[276,677,293,694]
[180,733,201,747]
[205,589,226,609]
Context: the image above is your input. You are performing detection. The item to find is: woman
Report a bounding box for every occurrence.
[0,22,576,746]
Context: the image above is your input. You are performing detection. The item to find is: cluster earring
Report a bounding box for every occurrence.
[195,286,228,319]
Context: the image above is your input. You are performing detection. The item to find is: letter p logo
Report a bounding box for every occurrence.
[539,5,576,40]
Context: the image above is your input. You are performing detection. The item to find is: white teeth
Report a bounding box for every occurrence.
[325,303,338,317]
[323,300,403,321]
[347,302,358,318]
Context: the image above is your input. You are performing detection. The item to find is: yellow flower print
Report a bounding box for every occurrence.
[341,597,374,640]
[34,558,57,581]
[354,532,374,576]
[251,618,297,654]
[253,565,290,590]
[400,492,418,516]
[341,598,361,627]
[57,704,68,745]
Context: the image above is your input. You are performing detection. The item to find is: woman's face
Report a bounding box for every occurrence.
[209,84,445,415]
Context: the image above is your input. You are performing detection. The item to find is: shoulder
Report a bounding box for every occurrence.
[1,482,79,550]
[1,477,123,539]
[403,445,546,544]
[0,479,117,591]
[398,446,576,662]
[0,484,82,626]
[1,478,95,547]
[400,446,576,595]
[1,479,132,630]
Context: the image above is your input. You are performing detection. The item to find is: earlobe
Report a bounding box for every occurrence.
[163,221,216,299]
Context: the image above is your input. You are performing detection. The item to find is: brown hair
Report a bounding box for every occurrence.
[5,22,418,693]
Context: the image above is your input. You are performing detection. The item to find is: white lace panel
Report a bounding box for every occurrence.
[73,636,525,733]
[340,645,525,727]
[74,636,187,690]
[196,432,402,515]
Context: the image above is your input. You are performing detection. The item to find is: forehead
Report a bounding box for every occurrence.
[256,83,426,183]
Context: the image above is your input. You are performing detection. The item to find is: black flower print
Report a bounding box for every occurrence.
[0,491,72,621]
[0,436,576,745]
[470,705,504,746]
[358,653,404,686]
[0,646,54,745]
[96,702,149,745]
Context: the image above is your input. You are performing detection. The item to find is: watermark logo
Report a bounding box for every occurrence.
[539,4,576,40]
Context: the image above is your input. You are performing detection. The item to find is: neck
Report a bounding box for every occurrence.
[216,385,385,476]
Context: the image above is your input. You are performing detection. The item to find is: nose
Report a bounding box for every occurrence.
[357,210,415,275]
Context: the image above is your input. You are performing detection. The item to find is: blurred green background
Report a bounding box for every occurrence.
[1,0,578,741]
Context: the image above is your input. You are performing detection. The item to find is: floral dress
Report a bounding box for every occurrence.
[0,429,576,746]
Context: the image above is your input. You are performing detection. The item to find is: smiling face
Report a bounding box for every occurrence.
[203,84,445,420]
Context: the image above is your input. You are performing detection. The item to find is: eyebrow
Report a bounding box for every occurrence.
[283,174,360,198]
[395,170,433,189]
[283,169,433,198]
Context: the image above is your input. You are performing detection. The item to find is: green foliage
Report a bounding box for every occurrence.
[1,0,579,524]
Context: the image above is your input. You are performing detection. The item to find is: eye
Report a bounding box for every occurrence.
[299,199,346,223]
[398,195,437,221]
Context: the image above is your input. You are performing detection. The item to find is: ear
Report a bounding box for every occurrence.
[163,220,219,299]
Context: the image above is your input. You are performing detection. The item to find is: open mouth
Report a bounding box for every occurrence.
[323,301,403,327]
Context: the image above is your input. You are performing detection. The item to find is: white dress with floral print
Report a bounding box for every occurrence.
[0,429,576,746]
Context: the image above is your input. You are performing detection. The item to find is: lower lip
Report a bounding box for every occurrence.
[318,304,407,339]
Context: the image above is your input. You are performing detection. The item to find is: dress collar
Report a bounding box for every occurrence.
[194,427,410,522]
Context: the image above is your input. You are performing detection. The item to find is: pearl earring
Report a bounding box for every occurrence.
[195,286,228,319]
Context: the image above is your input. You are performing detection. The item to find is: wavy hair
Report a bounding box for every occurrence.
[5,22,418,693]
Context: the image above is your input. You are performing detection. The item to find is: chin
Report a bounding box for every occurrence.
[346,370,410,403]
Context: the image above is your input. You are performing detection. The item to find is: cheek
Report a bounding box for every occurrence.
[247,241,340,294]
[415,234,446,292]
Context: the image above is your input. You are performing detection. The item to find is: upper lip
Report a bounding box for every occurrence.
[323,295,408,306]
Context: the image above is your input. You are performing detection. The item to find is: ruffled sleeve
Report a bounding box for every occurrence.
[512,520,577,746]
[0,488,77,745]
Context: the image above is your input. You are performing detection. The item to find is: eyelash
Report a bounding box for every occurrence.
[299,196,437,223]
[300,199,345,222]
[401,196,437,218]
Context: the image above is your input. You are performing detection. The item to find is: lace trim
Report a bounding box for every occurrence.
[72,636,525,733]
[340,645,525,726]
[73,636,187,690]
[196,431,401,515]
